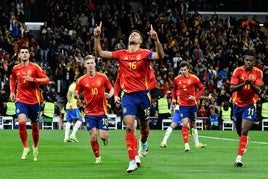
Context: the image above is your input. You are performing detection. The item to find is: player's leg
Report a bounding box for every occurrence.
[138,119,150,157]
[137,92,151,157]
[70,109,83,142]
[125,114,139,172]
[90,127,102,164]
[64,110,73,143]
[234,105,255,167]
[190,120,206,148]
[179,107,191,151]
[160,109,181,148]
[181,118,190,152]
[29,103,41,161]
[99,114,109,146]
[31,121,39,161]
[85,116,102,164]
[235,119,253,167]
[16,102,30,160]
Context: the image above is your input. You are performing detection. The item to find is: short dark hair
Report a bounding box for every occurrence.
[19,46,29,52]
[179,61,190,68]
[245,50,255,57]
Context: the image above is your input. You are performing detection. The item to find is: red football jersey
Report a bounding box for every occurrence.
[112,49,152,93]
[148,66,157,90]
[230,66,263,107]
[114,67,123,97]
[75,72,112,115]
[172,74,204,106]
[10,62,49,104]
[114,65,156,96]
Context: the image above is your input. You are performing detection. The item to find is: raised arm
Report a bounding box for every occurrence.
[93,22,113,59]
[147,25,165,60]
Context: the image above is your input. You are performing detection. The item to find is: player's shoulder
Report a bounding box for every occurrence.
[233,66,244,73]
[96,72,108,78]
[175,74,182,80]
[69,82,76,88]
[76,74,87,82]
[253,66,263,74]
[139,48,150,52]
[113,49,127,54]
[12,63,20,70]
[138,48,151,55]
[189,73,199,80]
[29,62,41,67]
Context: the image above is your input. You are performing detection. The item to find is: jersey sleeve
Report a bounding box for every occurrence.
[33,63,50,85]
[230,68,240,85]
[9,66,17,94]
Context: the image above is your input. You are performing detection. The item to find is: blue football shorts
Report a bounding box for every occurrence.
[121,90,151,121]
[65,108,82,122]
[179,105,197,121]
[172,109,181,125]
[15,102,40,122]
[233,104,256,122]
[85,114,109,131]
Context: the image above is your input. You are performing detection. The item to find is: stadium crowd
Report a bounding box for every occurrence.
[0,0,268,130]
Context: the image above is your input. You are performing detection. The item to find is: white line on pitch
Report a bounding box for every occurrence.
[199,135,268,145]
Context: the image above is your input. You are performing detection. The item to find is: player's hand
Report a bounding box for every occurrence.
[114,96,121,104]
[105,92,112,99]
[172,98,176,105]
[94,22,102,37]
[188,95,196,101]
[147,24,158,41]
[10,93,16,102]
[23,74,34,82]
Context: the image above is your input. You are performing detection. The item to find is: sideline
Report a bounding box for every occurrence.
[199,135,268,145]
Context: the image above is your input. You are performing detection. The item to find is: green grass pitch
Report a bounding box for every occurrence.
[0,129,267,179]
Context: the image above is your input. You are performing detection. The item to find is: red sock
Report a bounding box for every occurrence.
[125,132,138,160]
[18,121,28,148]
[140,125,150,143]
[238,135,248,155]
[181,126,189,143]
[32,123,39,148]
[90,140,100,157]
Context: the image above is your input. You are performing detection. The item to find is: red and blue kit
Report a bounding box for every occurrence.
[75,72,112,115]
[231,66,263,107]
[112,49,152,93]
[172,74,204,106]
[10,62,49,104]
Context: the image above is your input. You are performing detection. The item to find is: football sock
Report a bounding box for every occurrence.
[71,120,82,136]
[90,139,100,158]
[31,123,39,148]
[125,132,138,160]
[238,135,248,156]
[192,128,199,146]
[162,126,173,144]
[140,125,150,143]
[18,121,28,148]
[182,126,189,143]
[64,122,71,139]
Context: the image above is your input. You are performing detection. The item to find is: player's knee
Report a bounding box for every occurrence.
[18,120,27,129]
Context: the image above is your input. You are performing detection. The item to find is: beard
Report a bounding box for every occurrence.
[129,40,137,45]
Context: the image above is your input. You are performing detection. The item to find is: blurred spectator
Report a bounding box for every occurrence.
[208,105,220,130]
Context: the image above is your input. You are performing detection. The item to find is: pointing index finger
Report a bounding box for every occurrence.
[150,24,153,31]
